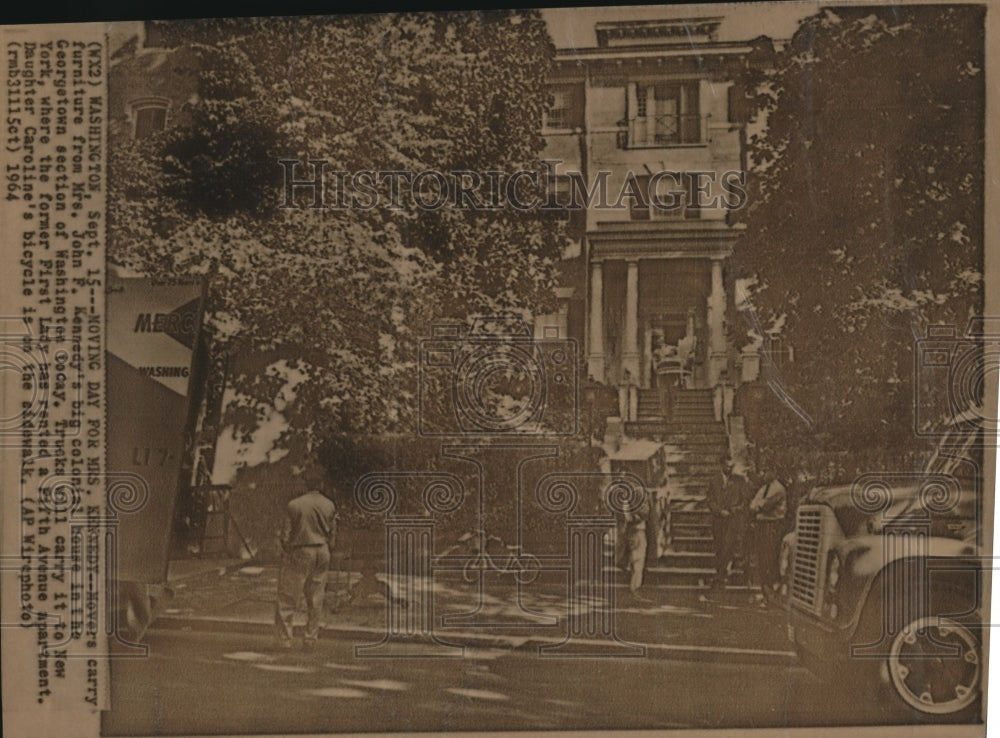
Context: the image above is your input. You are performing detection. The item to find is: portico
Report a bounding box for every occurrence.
[585,222,738,390]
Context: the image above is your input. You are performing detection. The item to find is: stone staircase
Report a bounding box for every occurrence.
[636,387,664,420]
[626,388,747,590]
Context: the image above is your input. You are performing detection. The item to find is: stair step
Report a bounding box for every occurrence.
[671,523,712,535]
[672,543,715,554]
[661,552,715,567]
[672,511,712,525]
[665,494,707,503]
[675,462,727,472]
[664,445,727,453]
[648,565,717,575]
[666,448,727,457]
[663,421,724,427]
[625,423,727,438]
[669,451,728,458]
[664,429,725,435]
[669,491,708,501]
[650,583,757,591]
[671,536,714,552]
[668,498,709,508]
[649,566,750,577]
[647,566,717,578]
[671,467,723,478]
[662,550,714,558]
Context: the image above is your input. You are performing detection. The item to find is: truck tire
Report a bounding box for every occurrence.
[850,580,982,723]
[879,614,981,721]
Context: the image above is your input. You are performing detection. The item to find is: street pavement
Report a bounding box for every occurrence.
[94,559,977,734]
[154,559,797,661]
[101,628,909,735]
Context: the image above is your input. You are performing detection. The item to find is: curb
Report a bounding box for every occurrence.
[166,559,247,586]
[150,615,799,666]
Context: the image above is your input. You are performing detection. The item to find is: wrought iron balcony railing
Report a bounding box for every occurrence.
[619,114,705,148]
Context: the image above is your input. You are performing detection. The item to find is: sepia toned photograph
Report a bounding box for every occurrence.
[0,1,995,736]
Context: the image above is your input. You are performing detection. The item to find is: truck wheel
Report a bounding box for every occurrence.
[881,615,981,719]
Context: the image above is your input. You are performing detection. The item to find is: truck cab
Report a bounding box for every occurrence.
[782,414,985,720]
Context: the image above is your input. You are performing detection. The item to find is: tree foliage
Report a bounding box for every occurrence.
[730,6,984,468]
[109,13,565,447]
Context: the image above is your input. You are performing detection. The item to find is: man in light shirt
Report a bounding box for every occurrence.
[749,474,787,604]
[275,484,338,650]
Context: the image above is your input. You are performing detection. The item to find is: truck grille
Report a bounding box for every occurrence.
[791,506,824,612]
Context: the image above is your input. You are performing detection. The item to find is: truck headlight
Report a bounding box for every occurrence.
[824,553,841,619]
[827,553,840,591]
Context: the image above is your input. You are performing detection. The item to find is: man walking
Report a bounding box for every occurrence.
[275,484,338,650]
[621,494,651,602]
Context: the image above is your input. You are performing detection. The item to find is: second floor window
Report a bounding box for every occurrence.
[544,84,584,131]
[130,98,168,140]
[627,81,700,146]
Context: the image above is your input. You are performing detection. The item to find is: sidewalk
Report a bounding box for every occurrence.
[154,559,797,665]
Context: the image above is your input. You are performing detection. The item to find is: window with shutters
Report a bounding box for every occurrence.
[625,81,702,147]
[130,98,169,140]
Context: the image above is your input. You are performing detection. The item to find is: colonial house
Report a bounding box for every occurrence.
[536,17,771,405]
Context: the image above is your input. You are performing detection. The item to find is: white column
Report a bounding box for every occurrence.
[707,258,727,386]
[622,259,640,382]
[588,261,605,383]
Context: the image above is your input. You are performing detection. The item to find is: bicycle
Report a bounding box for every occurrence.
[443,529,541,585]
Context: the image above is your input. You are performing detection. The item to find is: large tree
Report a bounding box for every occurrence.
[109,12,565,450]
[730,5,984,471]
